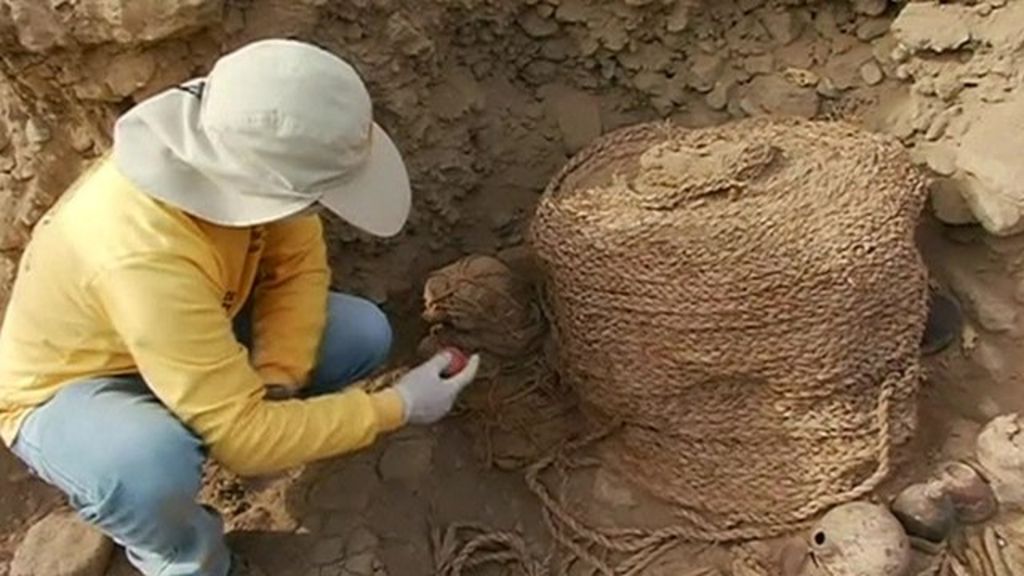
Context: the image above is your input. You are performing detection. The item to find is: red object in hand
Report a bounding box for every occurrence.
[441,347,469,377]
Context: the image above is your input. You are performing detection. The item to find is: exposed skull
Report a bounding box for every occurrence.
[807,502,910,576]
[421,255,546,359]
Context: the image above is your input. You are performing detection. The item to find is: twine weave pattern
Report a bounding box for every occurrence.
[528,117,929,534]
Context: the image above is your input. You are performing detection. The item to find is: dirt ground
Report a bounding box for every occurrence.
[2,0,1024,575]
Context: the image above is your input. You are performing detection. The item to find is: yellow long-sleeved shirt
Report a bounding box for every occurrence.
[0,157,404,476]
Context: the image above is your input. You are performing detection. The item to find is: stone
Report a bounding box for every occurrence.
[860,61,884,86]
[759,10,803,45]
[857,18,890,41]
[741,74,819,119]
[104,51,157,98]
[891,3,973,53]
[744,54,775,75]
[825,43,875,90]
[948,265,1019,334]
[5,0,225,48]
[666,2,691,33]
[342,528,382,576]
[852,0,888,17]
[706,79,732,110]
[24,118,51,145]
[687,53,724,92]
[378,435,434,484]
[11,511,114,576]
[930,178,977,226]
[956,94,1024,235]
[517,9,558,38]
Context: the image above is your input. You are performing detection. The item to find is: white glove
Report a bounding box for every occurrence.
[394,350,481,425]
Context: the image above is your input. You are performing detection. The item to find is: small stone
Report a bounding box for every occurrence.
[948,266,1019,333]
[11,511,114,576]
[104,51,156,98]
[860,61,885,86]
[24,118,51,145]
[759,11,804,45]
[852,0,888,17]
[922,144,957,176]
[666,1,690,32]
[744,74,820,118]
[518,9,558,38]
[343,528,382,576]
[826,44,875,89]
[738,0,765,12]
[687,53,724,92]
[857,18,890,41]
[706,79,732,110]
[930,179,977,225]
[744,54,775,75]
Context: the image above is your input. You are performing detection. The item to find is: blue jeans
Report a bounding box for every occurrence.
[10,293,392,576]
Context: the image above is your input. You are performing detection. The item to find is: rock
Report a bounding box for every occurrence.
[687,53,724,92]
[956,94,1024,236]
[11,511,114,576]
[860,61,884,86]
[104,51,157,99]
[744,54,775,75]
[706,79,733,110]
[738,0,765,12]
[929,178,977,225]
[5,0,224,48]
[891,3,972,53]
[825,43,875,90]
[517,9,558,38]
[852,0,888,17]
[947,265,1018,334]
[666,1,691,32]
[759,10,804,45]
[24,118,51,145]
[741,74,819,119]
[343,528,382,576]
[378,435,434,484]
[857,17,890,41]
[920,143,957,177]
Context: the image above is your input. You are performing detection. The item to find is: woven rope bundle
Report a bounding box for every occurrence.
[529,117,929,534]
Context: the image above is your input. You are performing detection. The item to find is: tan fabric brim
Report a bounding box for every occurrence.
[317,123,411,238]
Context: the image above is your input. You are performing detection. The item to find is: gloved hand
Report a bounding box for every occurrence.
[394,350,481,425]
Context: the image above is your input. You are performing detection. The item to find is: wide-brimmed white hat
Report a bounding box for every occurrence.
[112,39,411,237]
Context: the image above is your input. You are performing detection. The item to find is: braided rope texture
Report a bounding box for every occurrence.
[528,116,930,533]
